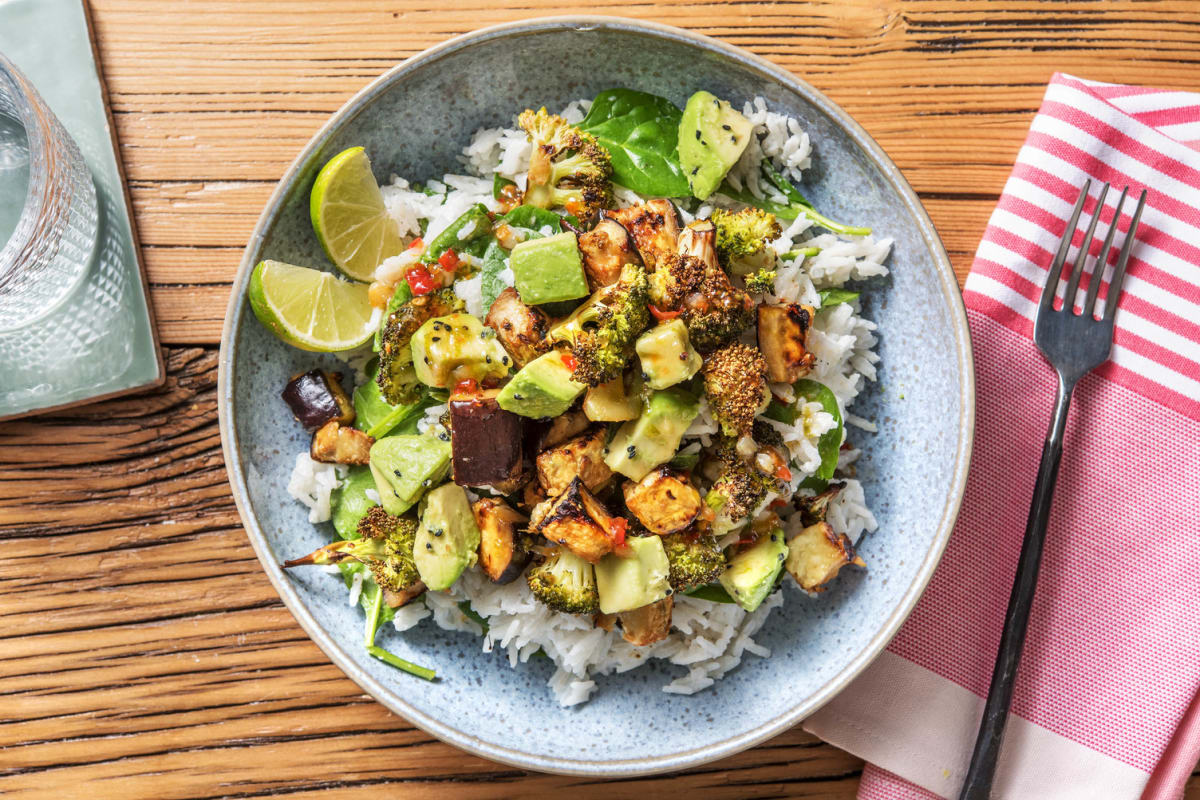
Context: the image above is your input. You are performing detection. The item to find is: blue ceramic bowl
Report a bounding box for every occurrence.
[218,17,974,776]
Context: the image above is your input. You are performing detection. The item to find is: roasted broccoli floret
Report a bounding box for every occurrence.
[377,288,463,404]
[282,506,420,593]
[712,208,781,274]
[651,221,755,351]
[703,342,770,438]
[548,261,650,386]
[518,107,614,218]
[704,443,780,532]
[661,531,726,591]
[744,268,777,295]
[526,545,600,614]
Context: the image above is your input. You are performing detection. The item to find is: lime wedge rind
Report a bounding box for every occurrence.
[248,260,376,352]
[310,147,404,282]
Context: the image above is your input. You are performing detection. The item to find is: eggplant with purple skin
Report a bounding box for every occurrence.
[472,498,532,584]
[448,387,529,493]
[282,370,354,429]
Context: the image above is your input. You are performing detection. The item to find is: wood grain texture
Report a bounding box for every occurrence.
[3,1,1199,797]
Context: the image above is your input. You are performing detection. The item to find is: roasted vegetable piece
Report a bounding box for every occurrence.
[757,303,816,383]
[578,217,643,290]
[797,481,846,527]
[743,268,777,295]
[535,407,591,451]
[602,199,682,269]
[484,287,550,368]
[536,427,613,497]
[712,207,781,274]
[283,506,422,602]
[534,477,621,563]
[702,342,770,437]
[518,107,614,218]
[449,386,529,492]
[785,521,865,592]
[661,531,726,591]
[617,596,674,646]
[705,441,780,534]
[622,467,702,535]
[411,312,511,389]
[282,370,355,429]
[526,545,600,614]
[472,498,532,584]
[311,420,374,465]
[547,261,650,386]
[377,288,463,404]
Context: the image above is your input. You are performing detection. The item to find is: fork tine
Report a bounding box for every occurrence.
[1084,186,1127,318]
[1063,183,1109,313]
[1039,179,1091,314]
[1103,189,1147,321]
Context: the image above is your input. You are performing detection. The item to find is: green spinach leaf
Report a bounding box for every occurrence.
[479,238,510,313]
[492,174,516,200]
[818,288,860,307]
[330,467,377,541]
[580,88,690,197]
[419,203,492,264]
[718,161,872,237]
[794,378,843,484]
[683,583,736,603]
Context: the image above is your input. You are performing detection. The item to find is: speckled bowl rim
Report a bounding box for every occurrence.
[218,15,975,778]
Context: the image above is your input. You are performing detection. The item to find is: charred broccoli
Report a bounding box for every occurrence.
[377,288,463,404]
[651,220,755,352]
[548,261,650,386]
[518,108,614,218]
[704,444,780,533]
[527,545,600,614]
[282,506,420,593]
[744,268,777,295]
[702,342,770,438]
[661,531,726,591]
[712,208,781,274]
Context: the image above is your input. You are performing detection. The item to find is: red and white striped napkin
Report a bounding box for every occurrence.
[804,73,1200,799]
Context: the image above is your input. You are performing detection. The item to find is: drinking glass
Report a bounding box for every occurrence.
[0,51,98,332]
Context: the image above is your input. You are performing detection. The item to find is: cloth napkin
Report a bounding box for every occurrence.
[804,73,1200,799]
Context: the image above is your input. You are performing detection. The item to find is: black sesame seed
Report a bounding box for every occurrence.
[426,542,434,550]
[626,444,637,457]
[393,469,403,477]
[501,356,510,365]
[423,478,432,487]
[691,166,699,176]
[434,528,444,537]
[423,356,431,365]
[722,123,732,131]
[513,393,523,400]
[432,336,441,342]
[694,129,701,140]
[730,135,737,144]
[770,533,778,542]
[700,139,708,146]
[485,355,492,364]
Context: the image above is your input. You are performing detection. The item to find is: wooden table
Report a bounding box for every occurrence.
[3,1,1198,797]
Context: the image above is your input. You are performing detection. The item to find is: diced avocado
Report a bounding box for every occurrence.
[635,319,702,390]
[496,350,587,418]
[510,231,589,305]
[719,528,788,612]
[603,386,700,481]
[330,466,377,540]
[594,535,671,614]
[413,482,482,591]
[369,433,451,516]
[410,312,510,389]
[583,371,643,422]
[678,91,754,201]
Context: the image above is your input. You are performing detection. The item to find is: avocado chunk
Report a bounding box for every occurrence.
[510,231,589,305]
[330,466,378,540]
[595,535,671,614]
[369,433,452,516]
[413,482,482,591]
[583,371,643,422]
[496,349,587,418]
[603,386,700,481]
[719,528,788,612]
[635,318,702,390]
[410,312,510,389]
[678,91,754,201]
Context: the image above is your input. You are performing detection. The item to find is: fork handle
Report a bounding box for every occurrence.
[958,375,1074,800]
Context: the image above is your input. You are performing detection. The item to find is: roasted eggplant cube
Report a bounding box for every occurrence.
[449,388,528,492]
[784,521,866,592]
[536,427,613,497]
[534,407,591,452]
[310,421,373,465]
[485,287,550,368]
[621,467,702,534]
[602,199,681,270]
[472,498,532,584]
[578,218,643,290]
[535,477,618,564]
[617,596,674,646]
[382,580,427,609]
[757,304,817,384]
[282,370,354,429]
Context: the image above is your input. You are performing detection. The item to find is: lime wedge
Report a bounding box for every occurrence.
[248,260,377,352]
[310,146,403,281]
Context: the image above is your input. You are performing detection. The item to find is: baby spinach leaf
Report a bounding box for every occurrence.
[684,583,736,603]
[492,174,516,200]
[330,467,377,541]
[419,203,492,265]
[497,204,568,235]
[580,88,690,197]
[818,288,860,307]
[761,159,812,209]
[479,238,510,313]
[718,160,872,237]
[794,378,843,484]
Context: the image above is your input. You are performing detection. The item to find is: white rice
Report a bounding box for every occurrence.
[289,96,886,706]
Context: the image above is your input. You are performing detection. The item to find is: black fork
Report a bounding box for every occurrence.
[958,181,1147,800]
